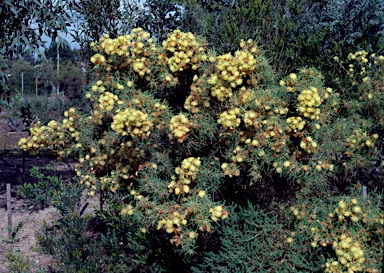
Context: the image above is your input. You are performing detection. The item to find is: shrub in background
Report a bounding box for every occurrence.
[18,28,383,271]
[177,0,384,101]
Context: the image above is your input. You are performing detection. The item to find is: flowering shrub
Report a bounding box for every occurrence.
[18,28,382,265]
[288,188,383,273]
[335,50,384,125]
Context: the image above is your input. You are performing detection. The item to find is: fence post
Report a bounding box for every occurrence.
[7,183,12,238]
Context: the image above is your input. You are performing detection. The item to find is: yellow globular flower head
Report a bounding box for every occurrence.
[218,108,241,130]
[209,205,228,221]
[169,113,192,143]
[94,28,155,76]
[90,53,106,65]
[286,116,306,132]
[162,29,206,73]
[121,205,134,216]
[18,120,53,151]
[176,157,201,182]
[168,157,202,194]
[299,136,317,154]
[98,92,119,112]
[335,198,364,223]
[297,87,322,119]
[111,108,153,137]
[345,129,378,149]
[243,110,262,129]
[157,211,188,238]
[231,146,247,163]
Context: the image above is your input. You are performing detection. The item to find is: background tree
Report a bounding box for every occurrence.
[68,0,123,83]
[7,59,36,96]
[133,0,182,42]
[176,0,301,73]
[176,0,384,86]
[286,0,384,98]
[52,60,86,100]
[0,0,71,101]
[46,42,76,63]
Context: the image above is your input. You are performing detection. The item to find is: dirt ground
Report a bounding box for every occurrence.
[0,153,79,273]
[0,108,95,272]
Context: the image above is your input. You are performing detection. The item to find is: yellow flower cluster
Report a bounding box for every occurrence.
[90,53,106,65]
[62,108,81,141]
[209,205,229,221]
[314,161,334,172]
[19,108,82,156]
[168,157,201,194]
[325,234,365,272]
[121,204,134,216]
[100,174,119,192]
[347,50,369,63]
[297,87,322,119]
[91,28,156,78]
[334,199,363,223]
[217,108,241,130]
[243,110,262,129]
[80,174,97,196]
[130,189,144,201]
[208,75,233,101]
[111,108,153,137]
[290,204,308,220]
[286,116,306,132]
[90,80,106,94]
[162,29,206,72]
[221,162,240,178]
[18,122,49,151]
[208,40,257,101]
[280,73,298,92]
[169,113,192,143]
[157,212,188,234]
[299,136,317,154]
[98,92,121,112]
[346,130,378,149]
[231,146,247,163]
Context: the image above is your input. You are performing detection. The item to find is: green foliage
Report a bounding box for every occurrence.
[192,203,291,272]
[0,0,71,100]
[177,0,384,95]
[287,187,383,273]
[18,28,383,272]
[18,167,63,208]
[52,60,86,100]
[46,42,76,62]
[178,0,297,73]
[7,59,36,96]
[133,0,183,42]
[5,249,31,273]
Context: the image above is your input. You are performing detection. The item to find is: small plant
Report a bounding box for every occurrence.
[3,221,25,244]
[18,167,62,209]
[6,249,31,273]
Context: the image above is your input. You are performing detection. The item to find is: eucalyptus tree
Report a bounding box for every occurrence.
[1,0,72,101]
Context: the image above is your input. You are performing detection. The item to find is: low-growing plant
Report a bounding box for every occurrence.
[6,249,31,273]
[18,167,63,208]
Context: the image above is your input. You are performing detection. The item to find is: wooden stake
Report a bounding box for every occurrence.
[362,186,367,199]
[7,183,12,238]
